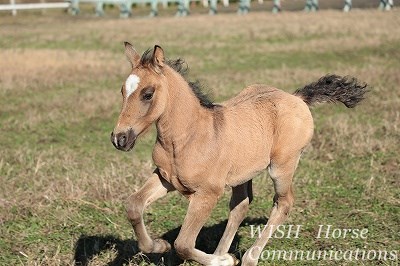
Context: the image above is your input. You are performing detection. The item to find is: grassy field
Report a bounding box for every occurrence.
[0,6,399,266]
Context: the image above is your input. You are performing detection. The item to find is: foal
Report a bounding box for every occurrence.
[111,43,367,266]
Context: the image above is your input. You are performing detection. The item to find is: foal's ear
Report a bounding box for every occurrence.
[152,45,165,73]
[124,41,140,68]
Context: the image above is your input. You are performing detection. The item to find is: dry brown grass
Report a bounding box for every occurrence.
[0,49,124,91]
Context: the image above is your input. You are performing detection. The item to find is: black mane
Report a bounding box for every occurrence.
[140,49,215,109]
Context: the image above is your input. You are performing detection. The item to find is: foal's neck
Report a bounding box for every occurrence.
[156,67,213,149]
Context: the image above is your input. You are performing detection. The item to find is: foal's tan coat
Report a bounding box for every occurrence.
[111,43,366,266]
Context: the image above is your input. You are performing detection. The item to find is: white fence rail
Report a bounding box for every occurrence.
[0,0,69,15]
[0,0,393,17]
[0,0,177,17]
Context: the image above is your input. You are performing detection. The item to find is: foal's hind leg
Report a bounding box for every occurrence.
[214,180,253,255]
[241,154,300,266]
[125,169,175,253]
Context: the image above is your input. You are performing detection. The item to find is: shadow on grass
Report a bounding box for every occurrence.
[74,217,267,266]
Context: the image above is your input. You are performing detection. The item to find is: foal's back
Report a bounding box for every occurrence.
[220,85,314,186]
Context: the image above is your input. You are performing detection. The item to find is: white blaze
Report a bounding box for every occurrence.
[125,74,140,98]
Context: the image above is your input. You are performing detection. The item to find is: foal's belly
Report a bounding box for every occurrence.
[225,155,270,187]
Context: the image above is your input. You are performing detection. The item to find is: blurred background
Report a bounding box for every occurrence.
[0,1,399,265]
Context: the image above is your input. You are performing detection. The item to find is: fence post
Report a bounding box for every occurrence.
[386,0,393,10]
[237,0,250,14]
[272,0,280,13]
[176,0,189,16]
[343,0,351,12]
[69,0,80,15]
[380,0,393,10]
[305,0,318,12]
[150,0,158,17]
[209,0,217,15]
[95,1,104,16]
[119,0,131,18]
[10,0,17,16]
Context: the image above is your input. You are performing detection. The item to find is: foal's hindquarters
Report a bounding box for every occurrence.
[219,86,314,265]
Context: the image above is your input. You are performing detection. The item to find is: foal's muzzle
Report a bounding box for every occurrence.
[110,129,137,152]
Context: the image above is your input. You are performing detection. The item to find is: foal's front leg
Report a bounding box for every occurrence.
[174,191,238,266]
[125,169,175,253]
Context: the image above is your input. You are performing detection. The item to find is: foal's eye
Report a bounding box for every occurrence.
[143,92,153,101]
[141,87,155,101]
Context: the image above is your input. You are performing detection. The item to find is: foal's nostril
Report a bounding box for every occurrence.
[118,134,127,147]
[111,129,136,151]
[111,131,127,148]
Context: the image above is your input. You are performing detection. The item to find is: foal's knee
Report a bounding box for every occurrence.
[125,194,143,225]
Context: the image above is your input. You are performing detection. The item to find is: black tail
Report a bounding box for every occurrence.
[294,74,368,108]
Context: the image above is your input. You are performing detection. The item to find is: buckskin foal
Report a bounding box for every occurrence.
[110,43,367,266]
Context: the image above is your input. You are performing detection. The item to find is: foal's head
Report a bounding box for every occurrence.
[111,42,168,151]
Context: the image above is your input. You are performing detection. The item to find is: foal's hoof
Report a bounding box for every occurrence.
[140,238,171,253]
[152,238,171,253]
[229,254,240,265]
[209,254,239,266]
